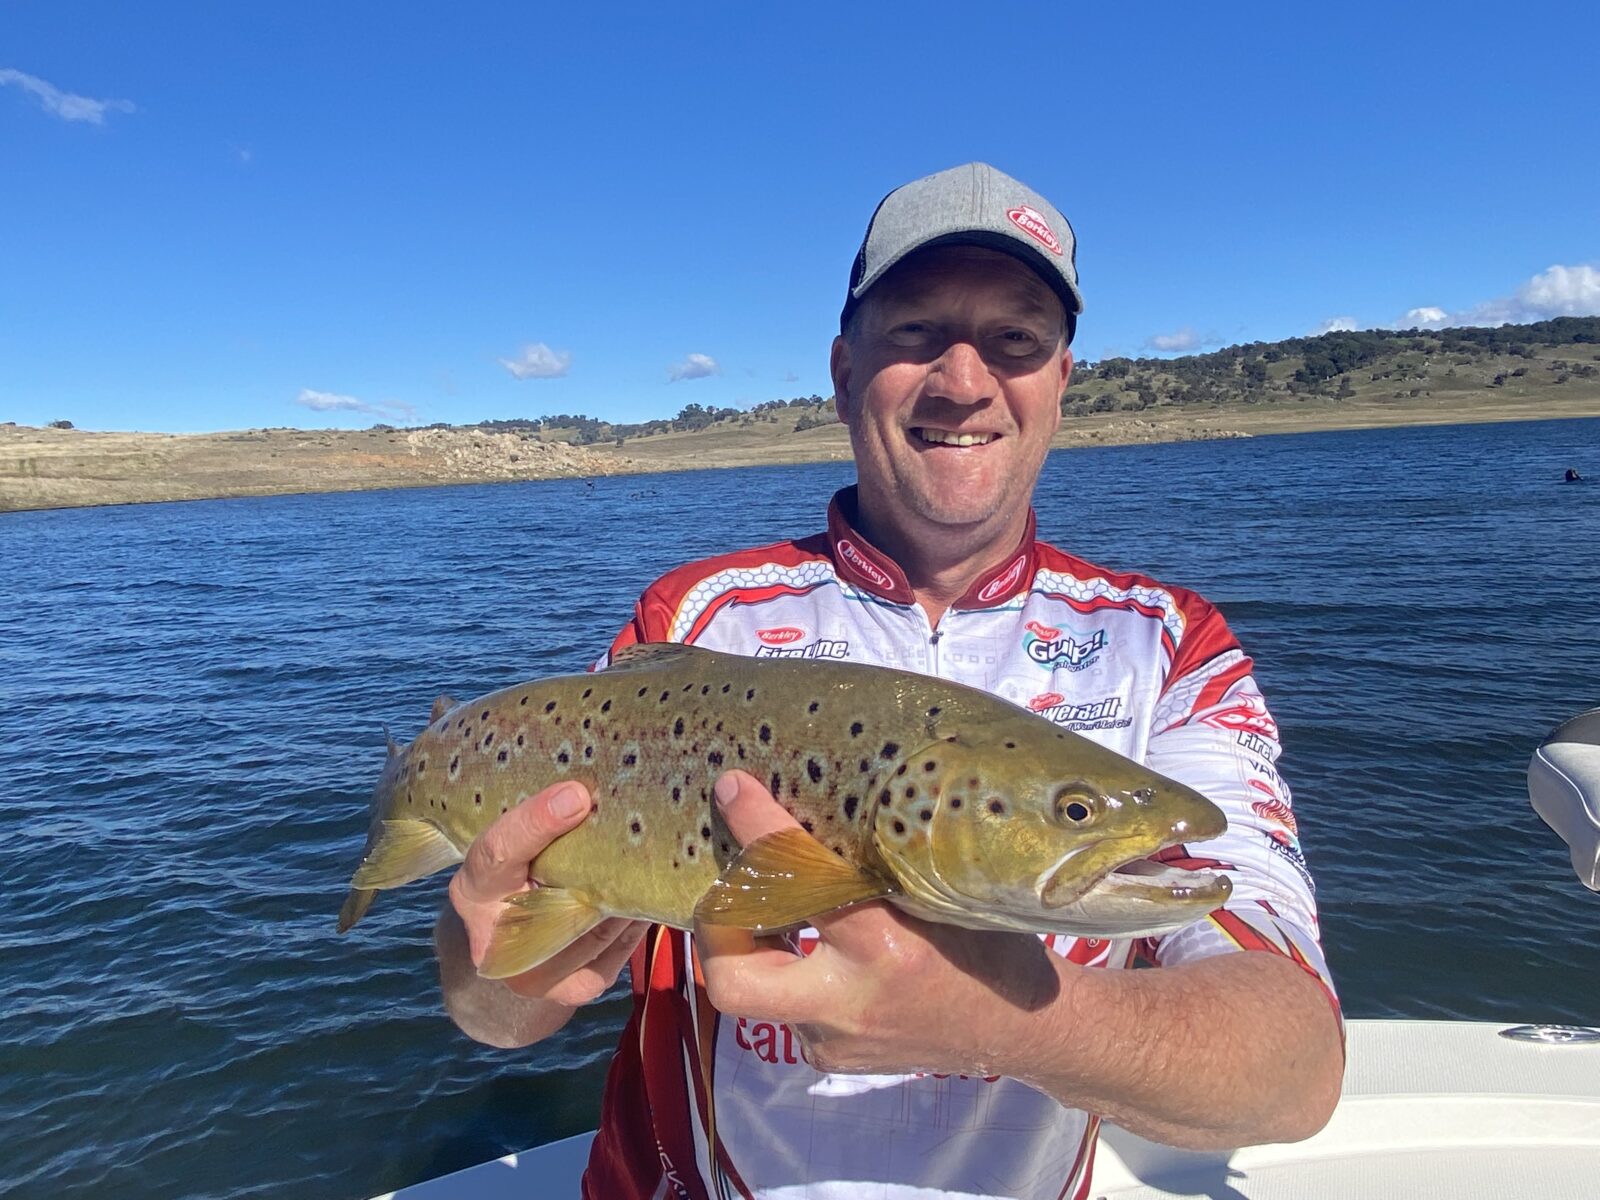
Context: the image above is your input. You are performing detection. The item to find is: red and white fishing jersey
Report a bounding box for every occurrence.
[581,488,1337,1200]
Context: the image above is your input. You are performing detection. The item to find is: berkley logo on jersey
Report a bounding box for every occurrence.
[975,553,1028,604]
[754,638,850,660]
[756,626,805,646]
[836,538,892,590]
[1006,204,1064,256]
[1024,627,1107,671]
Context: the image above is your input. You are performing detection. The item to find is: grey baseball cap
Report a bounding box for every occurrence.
[841,162,1083,342]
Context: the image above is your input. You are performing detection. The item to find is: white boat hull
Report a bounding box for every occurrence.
[373,1018,1600,1199]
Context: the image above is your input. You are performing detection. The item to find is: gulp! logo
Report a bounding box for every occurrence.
[1007,205,1064,256]
[1025,626,1107,672]
[757,627,804,646]
[837,538,891,590]
[1029,691,1065,712]
[976,554,1028,604]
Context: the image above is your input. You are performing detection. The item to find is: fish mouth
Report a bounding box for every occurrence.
[1091,856,1232,907]
[1040,840,1230,910]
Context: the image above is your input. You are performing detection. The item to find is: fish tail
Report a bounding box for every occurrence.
[337,887,377,932]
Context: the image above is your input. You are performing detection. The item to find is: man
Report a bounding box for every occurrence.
[435,163,1344,1199]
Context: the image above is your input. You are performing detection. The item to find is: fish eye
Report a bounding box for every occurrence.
[1053,786,1096,824]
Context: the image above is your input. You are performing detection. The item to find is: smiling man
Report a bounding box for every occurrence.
[435,163,1344,1200]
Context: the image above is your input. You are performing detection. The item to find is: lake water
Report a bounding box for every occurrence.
[2,417,1597,1200]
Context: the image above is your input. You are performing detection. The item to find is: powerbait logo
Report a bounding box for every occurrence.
[754,638,850,661]
[1023,620,1107,672]
[1027,692,1130,731]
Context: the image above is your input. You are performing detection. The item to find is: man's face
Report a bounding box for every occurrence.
[831,245,1073,549]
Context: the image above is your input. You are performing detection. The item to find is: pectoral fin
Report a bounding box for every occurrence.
[479,887,605,979]
[694,829,893,932]
[349,819,464,891]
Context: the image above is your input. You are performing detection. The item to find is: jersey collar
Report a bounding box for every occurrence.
[825,487,1038,611]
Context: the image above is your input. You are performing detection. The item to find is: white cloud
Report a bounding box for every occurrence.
[1311,316,1360,335]
[1395,264,1600,330]
[667,352,720,382]
[498,342,572,380]
[1400,306,1449,328]
[295,388,416,422]
[1143,327,1204,353]
[781,370,800,383]
[0,68,134,124]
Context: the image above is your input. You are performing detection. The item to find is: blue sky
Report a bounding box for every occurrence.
[3,2,1597,433]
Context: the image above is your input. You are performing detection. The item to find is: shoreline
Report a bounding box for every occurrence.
[3,394,1596,515]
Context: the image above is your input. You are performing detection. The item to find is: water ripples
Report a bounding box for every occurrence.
[1,421,1596,1199]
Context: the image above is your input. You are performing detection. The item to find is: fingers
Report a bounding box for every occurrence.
[454,780,591,906]
[713,769,802,848]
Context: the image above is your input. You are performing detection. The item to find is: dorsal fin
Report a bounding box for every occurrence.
[430,693,459,723]
[383,725,403,758]
[605,642,709,672]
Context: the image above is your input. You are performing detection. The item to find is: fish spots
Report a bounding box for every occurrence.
[880,741,900,760]
[601,699,613,713]
[918,809,933,822]
[581,687,593,700]
[447,754,461,782]
[850,722,863,738]
[673,717,685,738]
[474,791,483,807]
[660,690,671,702]
[769,771,782,797]
[949,797,963,810]
[707,749,724,767]
[415,757,427,776]
[892,819,906,835]
[515,732,526,748]
[622,751,638,767]
[721,684,731,694]
[481,730,495,751]
[878,788,892,807]
[808,701,819,714]
[858,759,871,773]
[922,761,937,772]
[701,684,711,695]
[904,785,917,800]
[637,687,648,698]
[759,724,772,744]
[894,763,908,777]
[552,739,574,767]
[582,717,592,730]
[672,785,683,804]
[988,799,1006,815]
[1004,740,1017,750]
[700,824,712,840]
[843,795,860,820]
[518,695,528,707]
[927,706,942,718]
[807,758,824,784]
[496,748,510,766]
[745,688,756,702]
[481,709,490,721]
[800,819,814,834]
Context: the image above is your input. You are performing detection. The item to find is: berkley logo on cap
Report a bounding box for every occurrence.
[1025,619,1062,641]
[837,538,892,590]
[976,554,1028,604]
[757,627,805,646]
[1006,205,1063,257]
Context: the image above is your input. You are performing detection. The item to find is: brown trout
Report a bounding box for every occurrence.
[339,643,1231,977]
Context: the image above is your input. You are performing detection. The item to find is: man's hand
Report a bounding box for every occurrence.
[436,780,648,1047]
[694,769,1058,1079]
[694,770,1343,1149]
